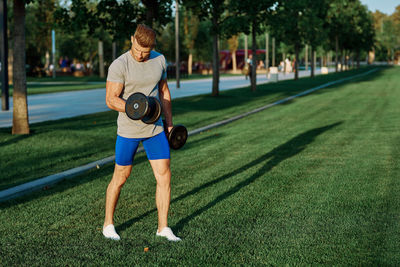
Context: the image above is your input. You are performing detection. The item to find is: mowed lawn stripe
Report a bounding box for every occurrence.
[0,67,399,265]
[0,68,378,201]
[245,68,400,264]
[0,66,379,191]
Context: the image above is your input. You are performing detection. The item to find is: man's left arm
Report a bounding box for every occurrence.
[159,78,173,133]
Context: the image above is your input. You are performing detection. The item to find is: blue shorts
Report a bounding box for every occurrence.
[115,132,170,166]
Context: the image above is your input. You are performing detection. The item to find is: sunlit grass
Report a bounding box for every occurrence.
[0,67,399,265]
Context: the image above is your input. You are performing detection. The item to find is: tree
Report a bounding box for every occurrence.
[141,0,173,28]
[54,0,105,75]
[182,6,199,75]
[373,6,400,63]
[326,0,358,72]
[227,35,238,72]
[192,20,213,63]
[183,0,229,96]
[25,0,56,76]
[274,0,328,79]
[345,2,374,67]
[12,0,31,134]
[379,18,399,62]
[227,0,277,91]
[302,1,328,77]
[55,0,141,77]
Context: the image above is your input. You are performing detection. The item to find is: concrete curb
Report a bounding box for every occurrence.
[0,68,378,202]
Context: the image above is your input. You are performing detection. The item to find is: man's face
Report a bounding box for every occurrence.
[131,37,152,62]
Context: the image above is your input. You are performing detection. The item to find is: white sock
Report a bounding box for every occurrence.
[103,224,120,241]
[156,227,181,242]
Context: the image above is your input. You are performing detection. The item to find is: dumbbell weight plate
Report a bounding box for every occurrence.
[168,125,188,150]
[142,97,162,124]
[125,92,149,120]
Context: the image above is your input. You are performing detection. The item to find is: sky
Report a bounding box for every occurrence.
[360,0,399,15]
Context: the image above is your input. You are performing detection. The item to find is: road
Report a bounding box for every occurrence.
[0,70,326,128]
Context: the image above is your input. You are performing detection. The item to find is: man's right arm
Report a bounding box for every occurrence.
[105,81,125,112]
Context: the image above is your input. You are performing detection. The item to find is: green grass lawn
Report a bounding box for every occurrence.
[0,66,379,190]
[1,66,399,265]
[27,76,107,83]
[8,75,106,96]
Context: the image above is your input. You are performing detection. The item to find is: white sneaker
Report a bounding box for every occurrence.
[103,224,120,241]
[156,227,181,241]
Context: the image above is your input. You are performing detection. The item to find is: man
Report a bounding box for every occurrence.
[103,24,180,242]
[246,54,253,80]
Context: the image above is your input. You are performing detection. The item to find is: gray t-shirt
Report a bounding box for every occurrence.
[107,50,167,138]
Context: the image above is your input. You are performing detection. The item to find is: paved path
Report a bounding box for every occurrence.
[0,70,326,128]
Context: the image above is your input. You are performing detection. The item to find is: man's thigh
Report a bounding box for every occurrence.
[115,135,141,166]
[142,132,170,161]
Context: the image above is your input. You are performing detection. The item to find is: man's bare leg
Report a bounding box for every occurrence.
[149,159,171,231]
[104,164,132,227]
[149,159,181,241]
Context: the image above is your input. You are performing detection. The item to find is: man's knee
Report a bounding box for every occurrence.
[150,160,171,184]
[110,164,132,187]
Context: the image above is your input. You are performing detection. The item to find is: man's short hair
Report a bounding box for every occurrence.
[133,24,156,48]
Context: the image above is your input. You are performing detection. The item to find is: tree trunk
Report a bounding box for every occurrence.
[320,54,323,69]
[294,44,299,80]
[311,46,315,78]
[211,17,219,96]
[356,50,360,68]
[327,51,331,68]
[265,32,269,76]
[232,50,237,73]
[244,34,248,68]
[188,53,192,75]
[283,53,286,73]
[12,0,29,134]
[251,22,257,92]
[335,34,339,72]
[340,49,344,72]
[144,0,156,27]
[175,2,180,88]
[313,50,316,76]
[112,41,117,61]
[98,40,104,78]
[305,44,308,71]
[45,51,50,69]
[8,48,13,84]
[272,37,275,67]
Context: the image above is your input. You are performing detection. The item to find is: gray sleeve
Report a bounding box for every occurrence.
[161,55,167,80]
[107,60,125,83]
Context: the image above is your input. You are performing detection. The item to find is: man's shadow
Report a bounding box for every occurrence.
[117,122,342,234]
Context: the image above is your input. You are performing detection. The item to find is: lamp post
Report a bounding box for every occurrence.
[0,0,9,110]
[175,0,180,88]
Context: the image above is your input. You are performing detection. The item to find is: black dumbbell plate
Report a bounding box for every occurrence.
[168,125,188,150]
[142,97,162,124]
[125,93,148,120]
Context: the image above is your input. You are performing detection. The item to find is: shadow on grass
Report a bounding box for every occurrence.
[117,121,342,234]
[0,67,384,190]
[0,133,32,148]
[0,133,222,208]
[185,133,225,148]
[30,111,118,132]
[0,159,119,210]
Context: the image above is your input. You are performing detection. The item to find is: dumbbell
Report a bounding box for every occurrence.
[125,92,162,124]
[163,120,188,150]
